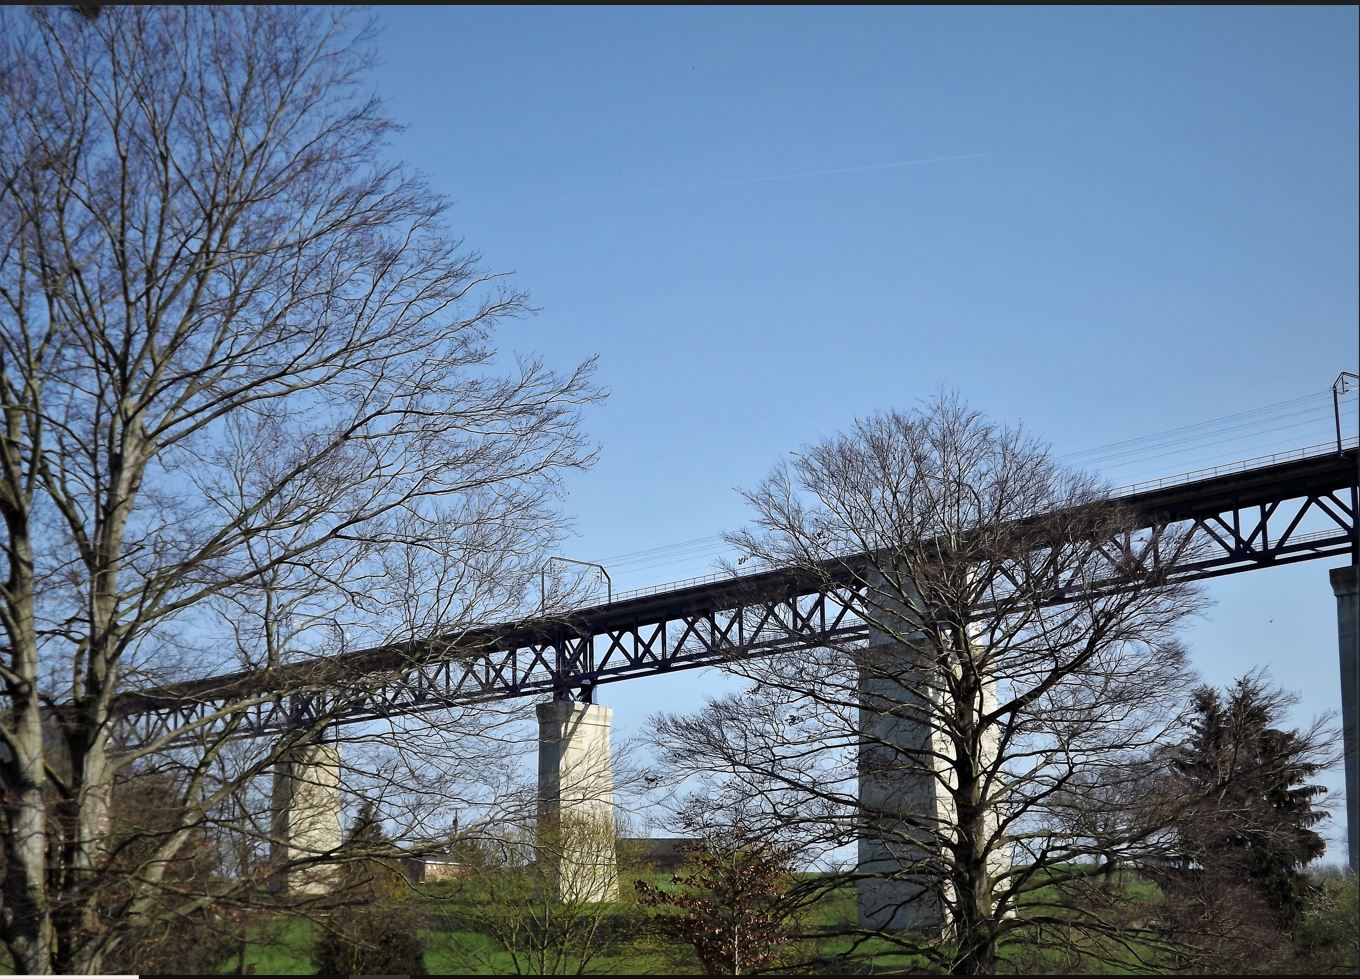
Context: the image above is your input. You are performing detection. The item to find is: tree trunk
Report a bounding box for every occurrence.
[0,506,52,974]
[952,694,998,976]
[1,691,51,975]
[954,923,999,975]
[952,815,998,975]
[51,731,115,975]
[53,438,140,971]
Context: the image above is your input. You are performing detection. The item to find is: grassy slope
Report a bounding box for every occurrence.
[219,867,1172,975]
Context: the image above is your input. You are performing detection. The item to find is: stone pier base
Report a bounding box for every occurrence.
[269,742,342,894]
[857,569,1005,934]
[537,700,618,903]
[858,642,954,935]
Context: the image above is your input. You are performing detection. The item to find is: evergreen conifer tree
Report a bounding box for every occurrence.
[1170,674,1330,929]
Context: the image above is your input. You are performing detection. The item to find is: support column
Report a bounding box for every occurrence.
[857,571,1004,935]
[1331,565,1358,871]
[858,643,953,935]
[537,700,618,903]
[269,742,342,894]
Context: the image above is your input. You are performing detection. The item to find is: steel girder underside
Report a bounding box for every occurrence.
[116,448,1357,749]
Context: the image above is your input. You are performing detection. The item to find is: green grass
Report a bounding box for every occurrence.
[210,866,1179,975]
[215,869,703,975]
[228,917,315,975]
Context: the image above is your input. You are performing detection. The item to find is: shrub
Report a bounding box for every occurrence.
[313,909,427,976]
[1294,869,1360,975]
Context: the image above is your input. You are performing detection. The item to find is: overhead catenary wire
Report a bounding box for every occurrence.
[1078,409,1343,471]
[1058,391,1340,464]
[576,384,1358,591]
[594,534,726,564]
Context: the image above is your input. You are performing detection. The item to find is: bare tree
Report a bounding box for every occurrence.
[0,6,600,973]
[442,816,623,976]
[635,814,806,976]
[649,395,1206,974]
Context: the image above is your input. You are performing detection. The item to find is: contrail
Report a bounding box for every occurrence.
[602,152,989,199]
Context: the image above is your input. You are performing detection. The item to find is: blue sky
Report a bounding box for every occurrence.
[369,6,1359,856]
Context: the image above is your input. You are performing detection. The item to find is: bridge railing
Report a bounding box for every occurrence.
[609,439,1359,604]
[611,568,747,603]
[1111,438,1357,497]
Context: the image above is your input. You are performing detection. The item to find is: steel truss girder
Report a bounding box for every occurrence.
[1169,488,1355,578]
[117,450,1358,748]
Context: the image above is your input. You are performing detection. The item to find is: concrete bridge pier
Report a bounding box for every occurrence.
[858,640,954,936]
[537,699,618,903]
[269,740,343,894]
[857,572,1004,935]
[1332,564,1358,871]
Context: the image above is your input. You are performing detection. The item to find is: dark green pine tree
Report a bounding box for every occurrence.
[1171,674,1330,929]
[345,801,389,854]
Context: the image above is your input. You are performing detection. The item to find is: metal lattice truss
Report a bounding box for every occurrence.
[116,450,1356,749]
[1161,488,1354,581]
[115,584,873,750]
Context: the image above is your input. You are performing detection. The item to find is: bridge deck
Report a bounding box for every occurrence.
[116,447,1357,747]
